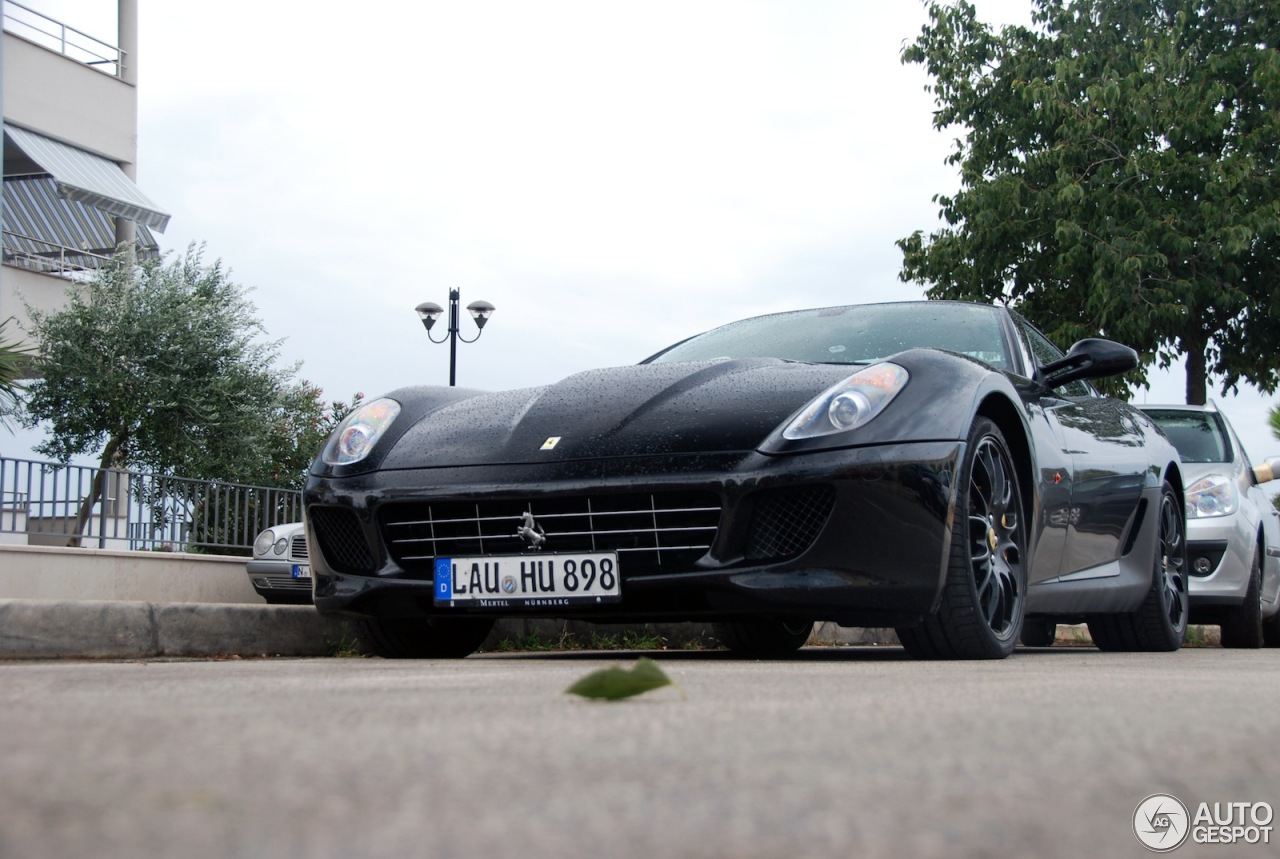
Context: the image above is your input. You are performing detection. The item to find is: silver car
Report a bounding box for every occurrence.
[1141,403,1280,647]
[247,522,313,605]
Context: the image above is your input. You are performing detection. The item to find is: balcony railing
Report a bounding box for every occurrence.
[2,0,122,77]
[2,231,112,281]
[0,455,304,554]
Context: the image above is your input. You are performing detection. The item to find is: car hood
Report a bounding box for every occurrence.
[380,358,852,468]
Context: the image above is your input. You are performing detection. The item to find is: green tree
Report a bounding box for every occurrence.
[0,318,33,430]
[251,382,364,491]
[176,384,363,552]
[899,0,1280,403]
[21,245,310,541]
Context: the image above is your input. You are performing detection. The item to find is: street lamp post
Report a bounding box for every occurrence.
[415,289,496,386]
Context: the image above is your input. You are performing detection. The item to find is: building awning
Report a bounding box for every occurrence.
[3,175,160,265]
[3,123,170,232]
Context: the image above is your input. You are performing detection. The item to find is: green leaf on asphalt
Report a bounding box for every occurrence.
[565,657,683,701]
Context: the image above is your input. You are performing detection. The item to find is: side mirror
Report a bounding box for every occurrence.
[1253,456,1280,485]
[1039,338,1138,389]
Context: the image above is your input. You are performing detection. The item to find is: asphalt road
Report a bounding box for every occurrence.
[2,646,1276,859]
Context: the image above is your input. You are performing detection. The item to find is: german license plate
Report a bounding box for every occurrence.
[291,564,310,579]
[433,553,621,608]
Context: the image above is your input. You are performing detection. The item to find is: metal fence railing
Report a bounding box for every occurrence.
[2,1,123,77]
[2,231,112,280]
[0,455,303,554]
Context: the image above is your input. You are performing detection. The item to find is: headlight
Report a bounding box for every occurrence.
[1186,474,1237,518]
[323,398,401,466]
[253,529,276,557]
[782,363,909,440]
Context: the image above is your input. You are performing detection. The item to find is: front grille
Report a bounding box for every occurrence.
[309,507,376,574]
[380,491,720,577]
[744,486,835,561]
[290,534,309,561]
[255,576,312,592]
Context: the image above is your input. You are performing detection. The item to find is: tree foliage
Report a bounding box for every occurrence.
[0,318,32,430]
[899,0,1280,404]
[252,383,363,491]
[19,246,363,544]
[19,246,363,545]
[23,245,294,478]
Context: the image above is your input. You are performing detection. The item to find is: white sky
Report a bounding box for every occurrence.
[15,0,1280,470]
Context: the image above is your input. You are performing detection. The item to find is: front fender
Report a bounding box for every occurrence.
[758,349,1022,455]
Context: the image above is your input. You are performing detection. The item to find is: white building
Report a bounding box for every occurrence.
[1,0,169,346]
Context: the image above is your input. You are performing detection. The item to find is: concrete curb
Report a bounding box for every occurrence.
[0,599,901,660]
[0,599,355,659]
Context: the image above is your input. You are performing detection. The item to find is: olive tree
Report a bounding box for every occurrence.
[21,245,321,542]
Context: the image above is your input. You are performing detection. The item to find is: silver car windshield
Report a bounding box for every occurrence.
[648,302,1010,368]
[1143,410,1232,464]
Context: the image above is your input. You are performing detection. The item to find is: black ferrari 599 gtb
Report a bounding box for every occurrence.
[304,301,1187,660]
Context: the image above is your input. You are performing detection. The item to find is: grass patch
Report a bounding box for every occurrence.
[325,623,369,658]
[1053,623,1221,648]
[484,624,715,653]
[1184,625,1220,648]
[490,631,578,652]
[1054,624,1094,647]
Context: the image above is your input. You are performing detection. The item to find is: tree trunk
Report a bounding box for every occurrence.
[1183,335,1208,406]
[68,434,126,548]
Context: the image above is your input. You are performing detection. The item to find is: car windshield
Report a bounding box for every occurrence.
[648,302,1009,367]
[1143,410,1232,463]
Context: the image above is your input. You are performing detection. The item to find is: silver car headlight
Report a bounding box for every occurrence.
[252,529,276,557]
[783,363,909,440]
[1186,474,1237,518]
[323,398,401,466]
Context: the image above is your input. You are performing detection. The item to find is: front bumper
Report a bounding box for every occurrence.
[246,559,312,597]
[303,442,961,627]
[1184,514,1253,610]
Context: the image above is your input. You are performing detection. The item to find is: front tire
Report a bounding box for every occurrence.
[713,618,812,656]
[897,417,1027,660]
[1265,602,1280,648]
[1088,480,1188,652]
[1020,619,1057,647]
[356,616,496,658]
[1220,545,1264,648]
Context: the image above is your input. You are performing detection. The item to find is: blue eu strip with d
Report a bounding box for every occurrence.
[434,558,453,599]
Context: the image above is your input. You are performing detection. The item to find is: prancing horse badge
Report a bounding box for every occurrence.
[541,436,561,450]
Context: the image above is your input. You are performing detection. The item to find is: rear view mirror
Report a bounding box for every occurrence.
[1039,338,1138,389]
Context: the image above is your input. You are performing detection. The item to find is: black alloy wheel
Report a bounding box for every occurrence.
[1088,481,1188,651]
[897,417,1026,659]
